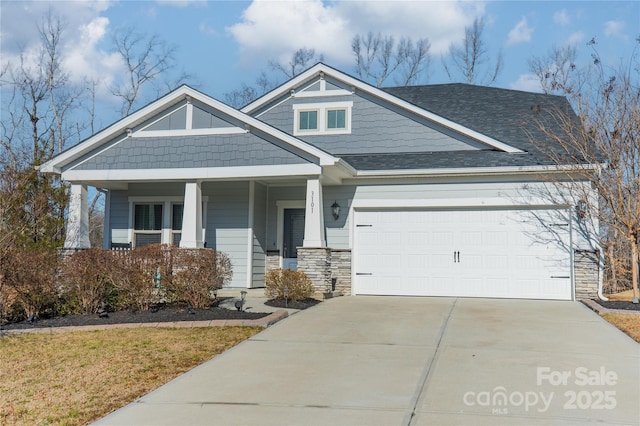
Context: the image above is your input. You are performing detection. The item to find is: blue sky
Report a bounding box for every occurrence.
[2,0,639,128]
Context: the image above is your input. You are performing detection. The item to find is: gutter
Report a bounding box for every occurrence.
[354,163,602,178]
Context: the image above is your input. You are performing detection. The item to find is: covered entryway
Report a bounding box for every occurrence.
[282,208,305,270]
[353,208,572,300]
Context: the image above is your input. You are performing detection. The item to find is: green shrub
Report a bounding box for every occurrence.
[264,268,314,301]
[167,248,232,309]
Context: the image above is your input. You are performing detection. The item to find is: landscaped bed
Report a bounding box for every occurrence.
[0,299,268,331]
[0,327,262,425]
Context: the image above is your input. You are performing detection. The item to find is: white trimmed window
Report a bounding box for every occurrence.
[128,196,207,248]
[298,110,318,131]
[327,108,346,129]
[293,101,352,136]
[134,204,163,247]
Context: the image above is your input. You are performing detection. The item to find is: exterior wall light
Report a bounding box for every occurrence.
[331,201,341,221]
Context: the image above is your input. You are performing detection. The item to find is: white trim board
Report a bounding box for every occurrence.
[63,164,322,182]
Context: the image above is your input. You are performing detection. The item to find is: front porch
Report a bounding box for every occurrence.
[64,178,352,294]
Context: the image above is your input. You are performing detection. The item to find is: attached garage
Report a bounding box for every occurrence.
[353,209,573,300]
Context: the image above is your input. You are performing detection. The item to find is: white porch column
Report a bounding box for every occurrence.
[180,181,204,248]
[65,183,90,249]
[303,177,326,247]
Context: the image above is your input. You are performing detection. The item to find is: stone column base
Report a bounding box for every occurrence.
[575,249,599,300]
[297,247,331,297]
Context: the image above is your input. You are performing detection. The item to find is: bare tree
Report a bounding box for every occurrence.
[529,44,585,96]
[224,71,275,108]
[224,48,321,108]
[0,12,80,251]
[443,17,503,85]
[352,32,431,87]
[269,47,323,79]
[224,83,259,109]
[110,27,181,116]
[530,41,640,301]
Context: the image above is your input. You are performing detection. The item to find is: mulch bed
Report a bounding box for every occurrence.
[594,300,640,311]
[0,299,269,331]
[264,298,321,310]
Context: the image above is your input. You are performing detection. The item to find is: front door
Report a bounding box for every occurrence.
[283,208,305,270]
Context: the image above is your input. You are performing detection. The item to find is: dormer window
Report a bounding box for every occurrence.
[298,110,318,131]
[327,109,346,129]
[293,101,352,136]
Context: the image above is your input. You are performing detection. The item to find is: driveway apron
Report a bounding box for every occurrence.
[94,297,640,425]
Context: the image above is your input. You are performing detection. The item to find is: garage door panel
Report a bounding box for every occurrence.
[433,231,454,246]
[354,208,572,300]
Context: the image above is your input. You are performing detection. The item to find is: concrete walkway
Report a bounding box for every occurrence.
[94,297,640,425]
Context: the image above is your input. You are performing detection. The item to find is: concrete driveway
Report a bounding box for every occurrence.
[95,297,640,425]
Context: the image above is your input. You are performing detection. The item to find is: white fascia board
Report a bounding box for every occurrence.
[40,87,193,173]
[242,63,523,154]
[62,163,322,182]
[41,85,338,173]
[354,163,600,178]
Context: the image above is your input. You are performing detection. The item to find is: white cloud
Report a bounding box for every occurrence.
[227,0,350,66]
[199,21,217,37]
[509,73,543,93]
[567,31,585,45]
[62,17,122,91]
[227,0,484,68]
[1,1,118,100]
[603,20,627,39]
[553,9,570,26]
[506,17,533,46]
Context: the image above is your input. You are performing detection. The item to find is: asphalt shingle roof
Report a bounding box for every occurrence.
[337,83,581,171]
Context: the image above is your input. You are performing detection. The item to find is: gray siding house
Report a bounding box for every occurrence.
[41,64,601,300]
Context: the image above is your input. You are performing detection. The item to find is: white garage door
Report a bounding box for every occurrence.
[353,209,572,300]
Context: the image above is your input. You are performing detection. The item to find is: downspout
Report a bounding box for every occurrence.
[597,249,608,301]
[595,164,608,301]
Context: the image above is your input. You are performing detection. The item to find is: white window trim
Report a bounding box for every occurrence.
[128,196,208,247]
[293,101,353,136]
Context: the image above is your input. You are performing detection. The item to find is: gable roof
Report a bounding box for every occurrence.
[242,63,523,154]
[382,83,577,156]
[40,85,340,174]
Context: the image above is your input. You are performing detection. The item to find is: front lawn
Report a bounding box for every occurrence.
[602,314,640,343]
[0,327,261,425]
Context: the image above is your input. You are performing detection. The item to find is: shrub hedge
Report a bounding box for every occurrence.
[0,244,233,322]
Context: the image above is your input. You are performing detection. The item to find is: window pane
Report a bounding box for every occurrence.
[134,205,148,230]
[327,109,346,129]
[134,204,162,230]
[152,205,162,230]
[172,204,184,230]
[299,110,317,130]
